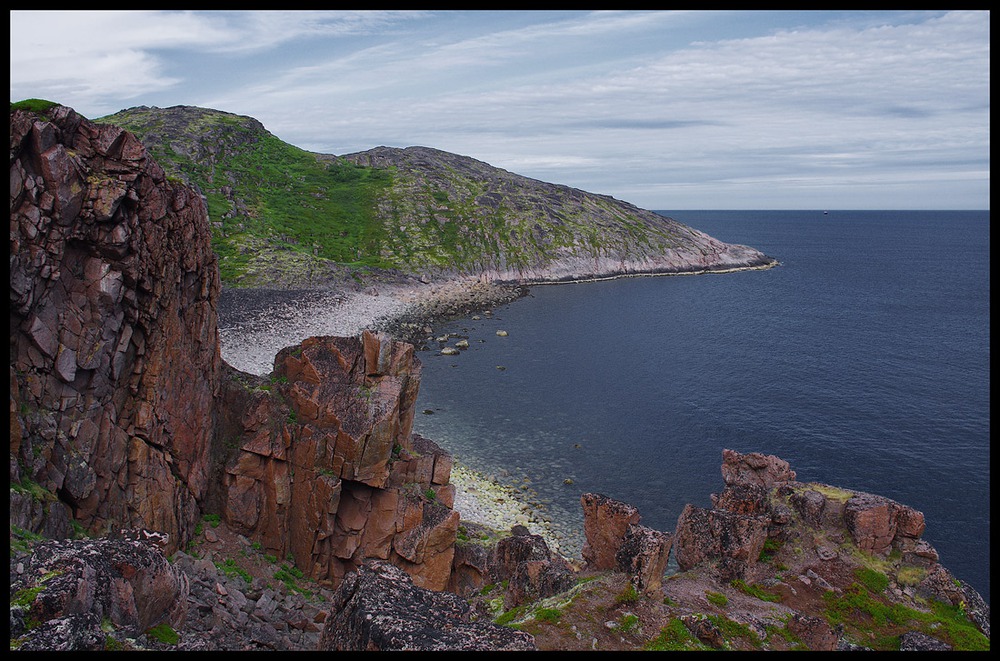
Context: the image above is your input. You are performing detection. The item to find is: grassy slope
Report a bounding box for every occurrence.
[97,106,396,285]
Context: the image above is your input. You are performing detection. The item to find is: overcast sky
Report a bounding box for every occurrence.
[10,10,990,210]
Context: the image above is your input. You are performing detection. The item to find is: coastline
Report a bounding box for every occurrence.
[216,262,776,559]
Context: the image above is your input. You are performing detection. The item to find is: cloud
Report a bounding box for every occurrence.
[9,10,989,208]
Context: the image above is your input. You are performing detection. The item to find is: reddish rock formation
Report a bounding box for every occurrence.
[488,525,576,607]
[10,105,221,553]
[215,332,458,589]
[615,523,672,593]
[9,105,464,593]
[580,492,641,570]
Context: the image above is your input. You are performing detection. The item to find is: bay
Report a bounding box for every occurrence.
[411,210,990,604]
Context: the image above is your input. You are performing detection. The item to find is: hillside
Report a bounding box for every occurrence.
[97,105,774,289]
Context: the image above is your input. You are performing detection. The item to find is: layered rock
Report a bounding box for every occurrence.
[10,105,220,553]
[9,105,464,594]
[215,331,458,589]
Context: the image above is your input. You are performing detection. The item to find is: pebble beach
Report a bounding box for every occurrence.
[216,281,570,557]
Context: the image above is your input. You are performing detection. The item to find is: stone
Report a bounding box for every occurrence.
[615,523,672,593]
[318,560,536,651]
[580,493,641,571]
[720,448,796,487]
[10,535,188,650]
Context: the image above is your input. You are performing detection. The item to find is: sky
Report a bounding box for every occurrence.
[9,10,991,210]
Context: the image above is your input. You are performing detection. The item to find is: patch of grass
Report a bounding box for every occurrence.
[215,558,252,584]
[615,582,640,606]
[855,567,889,593]
[203,513,221,528]
[730,578,782,602]
[645,618,710,651]
[146,623,179,645]
[758,537,782,563]
[616,613,640,634]
[807,483,855,503]
[895,565,927,587]
[11,98,59,114]
[706,590,729,607]
[534,607,562,624]
[706,614,763,649]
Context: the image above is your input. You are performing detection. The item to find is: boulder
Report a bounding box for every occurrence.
[489,526,575,607]
[615,523,672,593]
[10,534,188,650]
[318,560,536,651]
[673,504,769,581]
[720,448,796,487]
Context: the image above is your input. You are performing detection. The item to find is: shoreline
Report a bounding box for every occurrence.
[216,262,777,558]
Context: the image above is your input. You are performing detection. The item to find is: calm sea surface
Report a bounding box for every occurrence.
[411,210,990,603]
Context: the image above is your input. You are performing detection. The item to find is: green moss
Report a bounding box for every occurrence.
[616,613,640,634]
[855,567,889,593]
[730,578,782,603]
[11,98,60,114]
[534,607,562,624]
[146,623,179,645]
[706,614,763,649]
[615,582,640,605]
[706,590,729,607]
[645,618,710,651]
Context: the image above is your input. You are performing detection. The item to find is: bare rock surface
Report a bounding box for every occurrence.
[318,559,536,651]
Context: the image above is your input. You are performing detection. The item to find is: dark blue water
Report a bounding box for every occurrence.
[412,210,990,603]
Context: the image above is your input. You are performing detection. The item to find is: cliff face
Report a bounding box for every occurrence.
[9,105,461,590]
[10,104,221,550]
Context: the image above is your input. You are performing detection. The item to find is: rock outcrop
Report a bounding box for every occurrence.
[10,104,221,553]
[9,105,464,594]
[214,332,458,589]
[318,559,536,651]
[10,532,188,651]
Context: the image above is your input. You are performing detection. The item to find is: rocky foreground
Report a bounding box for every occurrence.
[11,450,990,651]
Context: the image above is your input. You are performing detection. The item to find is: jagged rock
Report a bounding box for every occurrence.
[10,535,188,650]
[615,523,672,593]
[11,105,220,552]
[488,526,575,607]
[673,504,769,581]
[580,493,641,570]
[318,560,536,651]
[843,491,925,556]
[720,448,796,487]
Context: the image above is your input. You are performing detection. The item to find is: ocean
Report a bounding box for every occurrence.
[410,210,990,604]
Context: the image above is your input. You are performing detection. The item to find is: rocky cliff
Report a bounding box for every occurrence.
[10,104,465,591]
[9,103,987,651]
[11,103,221,550]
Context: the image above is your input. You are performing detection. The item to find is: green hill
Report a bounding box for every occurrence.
[96,105,773,288]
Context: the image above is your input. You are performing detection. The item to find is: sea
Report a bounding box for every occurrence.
[410,210,990,604]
